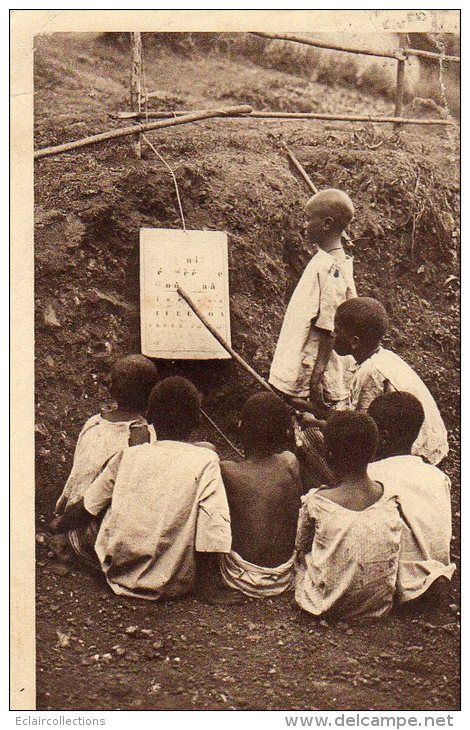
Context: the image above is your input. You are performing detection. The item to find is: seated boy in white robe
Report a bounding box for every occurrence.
[368,392,455,605]
[51,354,159,566]
[50,377,232,601]
[333,297,448,465]
[219,392,303,598]
[295,411,402,620]
[55,354,159,514]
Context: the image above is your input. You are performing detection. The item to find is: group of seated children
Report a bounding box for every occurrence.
[50,348,454,619]
[49,186,454,620]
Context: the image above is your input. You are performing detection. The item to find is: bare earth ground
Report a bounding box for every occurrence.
[34,34,460,711]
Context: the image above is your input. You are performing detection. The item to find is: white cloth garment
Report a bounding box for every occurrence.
[56,411,156,511]
[348,347,448,465]
[295,488,402,619]
[368,455,455,602]
[269,248,356,400]
[84,441,232,600]
[220,549,295,598]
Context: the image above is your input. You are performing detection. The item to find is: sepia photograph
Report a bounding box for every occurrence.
[11,9,460,715]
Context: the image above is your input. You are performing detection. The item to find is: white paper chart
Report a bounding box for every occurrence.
[140,228,232,359]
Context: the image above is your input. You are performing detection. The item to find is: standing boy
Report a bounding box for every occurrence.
[269,189,356,413]
[50,377,232,601]
[219,392,303,598]
[368,392,455,604]
[333,297,448,465]
[295,411,402,620]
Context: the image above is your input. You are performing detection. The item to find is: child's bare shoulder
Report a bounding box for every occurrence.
[220,458,239,474]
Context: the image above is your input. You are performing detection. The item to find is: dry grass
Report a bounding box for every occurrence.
[100,32,459,115]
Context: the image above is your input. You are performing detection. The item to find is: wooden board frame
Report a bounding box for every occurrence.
[140,228,232,359]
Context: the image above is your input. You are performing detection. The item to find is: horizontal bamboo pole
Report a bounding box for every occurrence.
[176,286,275,395]
[404,47,460,63]
[250,31,460,63]
[251,31,402,60]
[34,105,253,160]
[122,109,454,126]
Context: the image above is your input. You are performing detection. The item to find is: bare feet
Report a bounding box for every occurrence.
[47,534,75,564]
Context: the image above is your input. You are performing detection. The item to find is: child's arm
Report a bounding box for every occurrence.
[309,328,334,409]
[54,494,68,516]
[50,451,123,535]
[354,368,388,412]
[54,418,98,514]
[308,263,346,413]
[194,458,232,600]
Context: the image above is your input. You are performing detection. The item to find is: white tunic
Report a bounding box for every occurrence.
[57,411,156,510]
[348,347,448,465]
[368,455,455,602]
[269,248,356,400]
[295,488,402,619]
[84,441,232,600]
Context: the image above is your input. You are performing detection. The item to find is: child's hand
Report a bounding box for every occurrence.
[49,516,65,534]
[55,495,67,516]
[290,397,314,413]
[298,412,326,429]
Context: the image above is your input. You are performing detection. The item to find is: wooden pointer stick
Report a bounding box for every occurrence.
[177,286,334,482]
[176,286,274,394]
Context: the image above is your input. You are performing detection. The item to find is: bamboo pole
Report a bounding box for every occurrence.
[251,31,401,60]
[282,144,353,248]
[250,31,460,63]
[394,58,406,132]
[33,105,253,160]
[116,109,454,126]
[404,47,460,63]
[176,286,275,394]
[283,144,319,195]
[130,32,143,159]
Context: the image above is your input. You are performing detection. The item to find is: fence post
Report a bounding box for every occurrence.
[394,58,406,129]
[130,32,143,158]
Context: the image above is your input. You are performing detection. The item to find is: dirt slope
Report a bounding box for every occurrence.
[34,33,460,711]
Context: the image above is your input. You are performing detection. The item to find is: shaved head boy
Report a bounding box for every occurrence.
[269,188,357,415]
[305,189,355,246]
[108,354,161,417]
